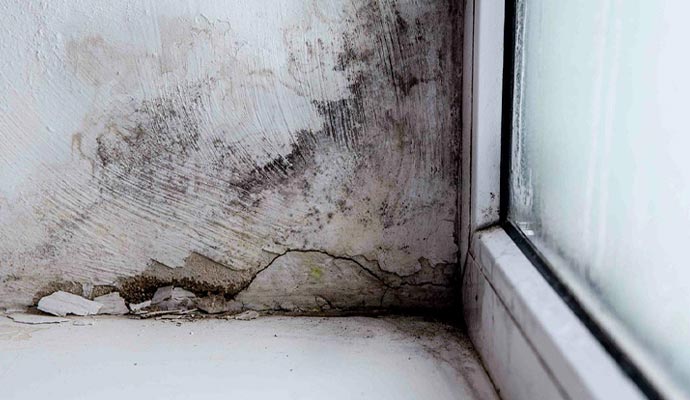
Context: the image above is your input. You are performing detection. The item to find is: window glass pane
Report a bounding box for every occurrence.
[510,0,690,392]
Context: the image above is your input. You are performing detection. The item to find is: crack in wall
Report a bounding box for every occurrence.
[234,248,456,312]
[31,245,457,315]
[248,248,456,289]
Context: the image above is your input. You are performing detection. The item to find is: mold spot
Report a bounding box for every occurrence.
[233,129,319,194]
[313,97,365,149]
[394,9,409,33]
[309,267,323,280]
[95,85,203,171]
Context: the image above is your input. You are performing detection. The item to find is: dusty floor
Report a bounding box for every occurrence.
[0,315,497,400]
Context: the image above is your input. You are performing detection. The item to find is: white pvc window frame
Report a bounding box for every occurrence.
[460,1,668,398]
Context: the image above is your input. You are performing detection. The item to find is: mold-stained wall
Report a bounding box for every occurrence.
[0,0,462,312]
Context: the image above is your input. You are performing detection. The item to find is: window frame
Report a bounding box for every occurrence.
[460,0,675,398]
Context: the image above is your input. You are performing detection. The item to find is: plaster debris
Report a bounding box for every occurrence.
[37,291,102,317]
[94,292,129,315]
[226,300,243,314]
[159,314,184,320]
[136,309,197,319]
[196,295,226,314]
[151,286,196,311]
[151,286,174,304]
[82,282,94,299]
[7,314,70,325]
[2,307,28,314]
[129,300,151,313]
[73,319,96,326]
[233,310,259,321]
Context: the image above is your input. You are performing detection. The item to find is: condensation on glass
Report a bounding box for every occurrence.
[509,0,690,394]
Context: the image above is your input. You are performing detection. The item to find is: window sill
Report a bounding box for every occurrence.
[463,226,644,399]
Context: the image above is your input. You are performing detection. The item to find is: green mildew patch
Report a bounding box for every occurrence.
[309,267,323,280]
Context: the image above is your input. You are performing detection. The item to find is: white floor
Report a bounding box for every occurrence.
[0,315,498,400]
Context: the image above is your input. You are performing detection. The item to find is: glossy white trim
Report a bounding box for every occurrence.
[465,228,645,399]
[459,0,503,268]
[461,1,648,398]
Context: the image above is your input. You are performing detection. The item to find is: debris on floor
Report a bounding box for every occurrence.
[94,292,129,315]
[129,300,151,313]
[195,295,227,314]
[233,310,259,321]
[151,286,174,304]
[73,319,96,326]
[28,285,249,321]
[226,300,243,314]
[151,286,196,311]
[82,282,94,299]
[135,309,197,319]
[7,313,70,325]
[37,291,102,317]
[159,314,184,320]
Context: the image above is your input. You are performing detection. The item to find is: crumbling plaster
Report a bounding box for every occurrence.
[0,0,462,311]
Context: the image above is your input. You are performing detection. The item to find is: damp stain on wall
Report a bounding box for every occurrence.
[0,0,462,312]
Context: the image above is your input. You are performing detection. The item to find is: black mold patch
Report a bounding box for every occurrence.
[394,9,409,33]
[319,0,461,182]
[90,80,338,204]
[96,87,203,172]
[232,129,319,194]
[92,83,209,207]
[313,97,365,150]
[334,32,361,72]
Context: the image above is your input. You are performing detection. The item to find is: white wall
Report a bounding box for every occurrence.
[0,0,462,311]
